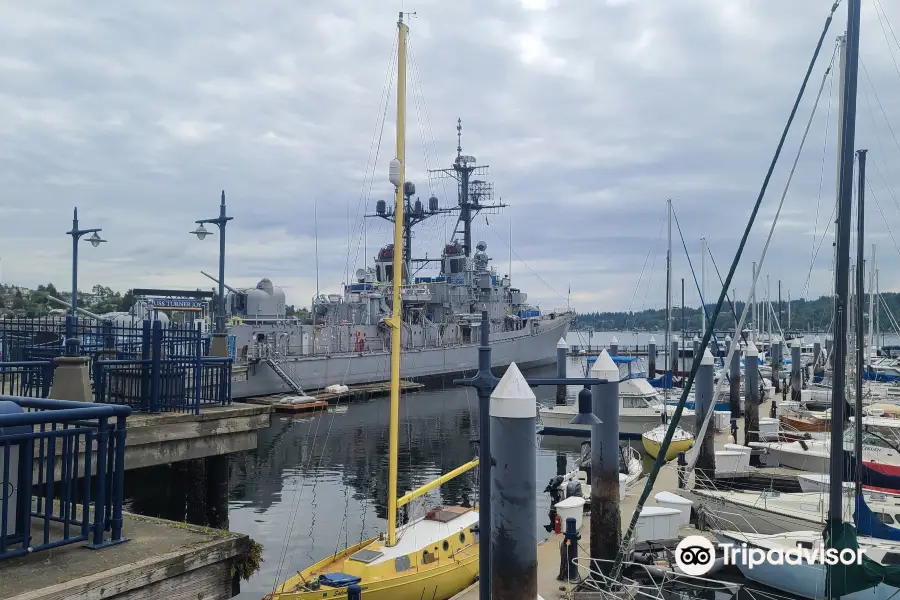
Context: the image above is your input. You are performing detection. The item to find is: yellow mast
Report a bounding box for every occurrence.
[386,11,408,548]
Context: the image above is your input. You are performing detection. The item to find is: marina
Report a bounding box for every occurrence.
[7,0,900,599]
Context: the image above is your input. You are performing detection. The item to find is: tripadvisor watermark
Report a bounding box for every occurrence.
[674,535,866,577]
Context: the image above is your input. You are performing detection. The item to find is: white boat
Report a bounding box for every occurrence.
[715,529,900,600]
[539,357,696,438]
[750,429,900,475]
[690,487,900,535]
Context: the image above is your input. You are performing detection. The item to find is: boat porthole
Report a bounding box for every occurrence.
[459,532,465,543]
[443,540,450,552]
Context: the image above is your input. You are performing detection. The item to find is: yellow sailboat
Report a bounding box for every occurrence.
[266,13,480,600]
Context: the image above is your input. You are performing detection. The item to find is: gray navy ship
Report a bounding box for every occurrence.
[222,125,574,398]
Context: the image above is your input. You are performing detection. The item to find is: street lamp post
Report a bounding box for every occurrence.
[66,207,106,339]
[191,190,233,335]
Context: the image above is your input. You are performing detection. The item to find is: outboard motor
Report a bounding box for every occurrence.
[565,477,583,499]
[544,475,564,505]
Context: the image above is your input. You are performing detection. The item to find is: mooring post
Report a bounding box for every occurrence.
[695,348,717,481]
[825,335,834,369]
[561,517,580,584]
[744,341,760,449]
[813,335,823,382]
[556,337,568,406]
[589,350,621,576]
[648,336,657,377]
[770,335,782,393]
[670,335,680,377]
[790,337,802,401]
[452,310,498,600]
[693,335,700,368]
[490,362,537,600]
[728,336,742,418]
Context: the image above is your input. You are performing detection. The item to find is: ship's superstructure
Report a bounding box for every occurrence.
[221,124,573,397]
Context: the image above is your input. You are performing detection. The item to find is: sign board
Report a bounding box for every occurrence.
[448,275,466,286]
[149,298,205,311]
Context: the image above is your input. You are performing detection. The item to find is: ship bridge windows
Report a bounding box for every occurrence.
[449,258,464,274]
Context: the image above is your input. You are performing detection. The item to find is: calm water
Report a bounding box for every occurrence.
[123,360,639,600]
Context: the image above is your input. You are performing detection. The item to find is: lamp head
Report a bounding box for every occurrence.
[191,224,211,240]
[86,232,106,247]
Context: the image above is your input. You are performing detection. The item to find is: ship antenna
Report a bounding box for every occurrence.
[456,118,463,159]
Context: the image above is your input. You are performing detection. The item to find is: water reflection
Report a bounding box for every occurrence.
[124,361,667,600]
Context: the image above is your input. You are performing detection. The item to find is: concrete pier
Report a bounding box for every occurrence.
[32,403,270,482]
[1,512,250,600]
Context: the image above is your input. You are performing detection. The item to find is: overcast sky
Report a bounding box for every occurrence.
[1,0,899,313]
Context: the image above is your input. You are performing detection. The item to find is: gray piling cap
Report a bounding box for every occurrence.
[589,349,618,381]
[490,362,536,419]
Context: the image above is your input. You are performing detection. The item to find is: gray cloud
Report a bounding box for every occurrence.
[0,0,898,315]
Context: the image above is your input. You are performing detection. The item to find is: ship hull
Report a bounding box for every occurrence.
[232,314,572,398]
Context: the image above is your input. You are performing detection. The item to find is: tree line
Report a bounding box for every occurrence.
[0,282,307,319]
[573,293,900,333]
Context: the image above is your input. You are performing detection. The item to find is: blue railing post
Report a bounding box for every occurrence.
[140,320,151,408]
[91,417,109,547]
[42,362,54,398]
[110,415,127,541]
[149,321,162,413]
[194,324,202,414]
[65,315,74,341]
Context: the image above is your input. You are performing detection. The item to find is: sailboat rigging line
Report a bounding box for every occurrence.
[873,0,900,92]
[611,0,841,582]
[670,205,724,368]
[344,37,398,286]
[705,247,739,325]
[869,155,900,218]
[482,218,567,301]
[626,208,667,327]
[635,213,666,324]
[865,180,900,260]
[860,59,900,158]
[880,294,900,338]
[680,12,834,465]
[809,40,838,295]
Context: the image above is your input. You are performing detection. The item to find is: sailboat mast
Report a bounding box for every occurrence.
[386,11,409,547]
[855,149,867,499]
[664,199,672,411]
[868,243,876,365]
[829,0,861,548]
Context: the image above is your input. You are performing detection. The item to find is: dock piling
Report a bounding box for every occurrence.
[670,335,679,376]
[589,350,621,577]
[771,336,782,393]
[744,341,760,450]
[728,336,741,418]
[556,338,568,406]
[648,336,657,377]
[695,348,716,479]
[791,337,802,400]
[609,336,618,357]
[490,362,537,600]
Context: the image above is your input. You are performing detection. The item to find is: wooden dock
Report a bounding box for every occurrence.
[2,513,251,600]
[242,379,425,411]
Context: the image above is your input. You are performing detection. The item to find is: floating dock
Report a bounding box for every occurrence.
[1,513,250,600]
[242,379,425,411]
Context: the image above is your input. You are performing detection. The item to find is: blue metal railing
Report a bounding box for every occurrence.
[92,321,233,414]
[0,396,131,561]
[0,362,54,398]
